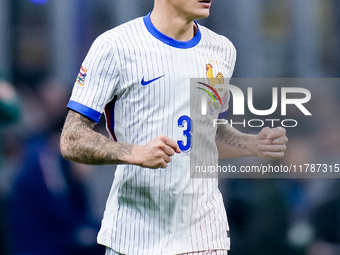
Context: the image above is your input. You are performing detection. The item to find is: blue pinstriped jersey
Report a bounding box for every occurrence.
[68,13,236,255]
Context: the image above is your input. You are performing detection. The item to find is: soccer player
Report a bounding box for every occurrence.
[60,0,288,254]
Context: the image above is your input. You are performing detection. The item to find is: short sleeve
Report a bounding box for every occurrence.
[67,35,119,123]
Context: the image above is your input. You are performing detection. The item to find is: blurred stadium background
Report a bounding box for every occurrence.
[0,0,340,255]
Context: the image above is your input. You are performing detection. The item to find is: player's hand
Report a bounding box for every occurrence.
[131,135,181,169]
[255,127,288,160]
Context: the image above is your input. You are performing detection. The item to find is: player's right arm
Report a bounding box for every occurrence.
[60,109,180,169]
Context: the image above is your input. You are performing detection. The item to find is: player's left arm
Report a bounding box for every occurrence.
[216,123,288,160]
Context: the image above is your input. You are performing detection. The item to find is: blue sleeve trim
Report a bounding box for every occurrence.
[218,110,228,120]
[67,100,102,123]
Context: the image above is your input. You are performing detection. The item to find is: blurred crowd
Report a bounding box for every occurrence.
[0,0,340,255]
[0,75,108,255]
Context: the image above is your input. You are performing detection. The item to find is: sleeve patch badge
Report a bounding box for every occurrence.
[76,66,88,86]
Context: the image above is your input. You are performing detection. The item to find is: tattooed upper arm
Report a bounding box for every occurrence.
[63,109,96,132]
[60,109,96,160]
[60,109,133,165]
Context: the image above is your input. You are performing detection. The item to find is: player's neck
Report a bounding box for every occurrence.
[150,9,197,42]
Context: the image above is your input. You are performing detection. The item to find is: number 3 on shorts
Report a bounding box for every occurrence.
[177,115,192,153]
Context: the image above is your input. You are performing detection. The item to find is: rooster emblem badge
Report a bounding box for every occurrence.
[195,63,225,111]
[206,63,224,89]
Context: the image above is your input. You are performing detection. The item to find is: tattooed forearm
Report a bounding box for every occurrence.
[60,110,133,165]
[215,124,248,150]
[215,123,257,159]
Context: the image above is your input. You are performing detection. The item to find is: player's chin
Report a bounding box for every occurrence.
[194,10,210,20]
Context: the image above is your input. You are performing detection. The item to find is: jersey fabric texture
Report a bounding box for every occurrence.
[67,13,236,255]
[106,247,228,255]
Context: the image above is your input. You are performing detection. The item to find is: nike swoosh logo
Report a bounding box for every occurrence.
[141,75,165,86]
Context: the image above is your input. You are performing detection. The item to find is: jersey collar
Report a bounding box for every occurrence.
[143,12,201,49]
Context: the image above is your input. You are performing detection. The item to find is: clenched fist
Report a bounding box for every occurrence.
[130,135,181,169]
[255,127,288,160]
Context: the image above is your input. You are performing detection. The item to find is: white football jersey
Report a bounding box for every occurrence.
[68,13,236,255]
